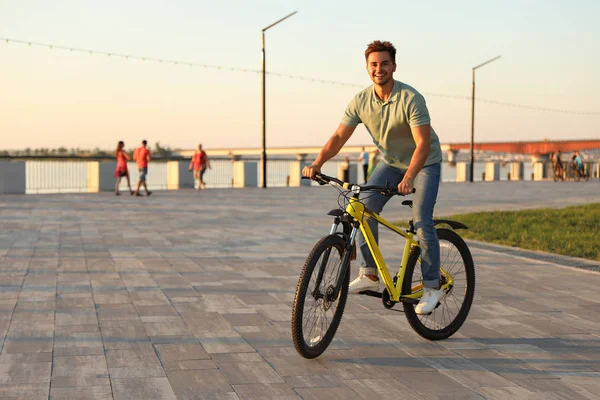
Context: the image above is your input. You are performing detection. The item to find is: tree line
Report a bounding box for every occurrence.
[0,142,174,158]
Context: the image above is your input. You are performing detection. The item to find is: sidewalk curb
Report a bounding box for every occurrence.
[465,239,600,273]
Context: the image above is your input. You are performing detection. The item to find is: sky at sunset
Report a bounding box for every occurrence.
[1,0,599,151]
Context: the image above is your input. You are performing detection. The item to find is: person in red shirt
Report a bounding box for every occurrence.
[113,141,133,195]
[133,140,152,196]
[188,144,211,190]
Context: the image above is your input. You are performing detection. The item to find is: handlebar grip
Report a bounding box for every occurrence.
[383,187,416,196]
[302,174,329,185]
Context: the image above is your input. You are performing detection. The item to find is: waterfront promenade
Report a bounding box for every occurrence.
[0,181,599,399]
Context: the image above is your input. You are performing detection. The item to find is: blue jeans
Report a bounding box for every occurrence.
[138,167,148,182]
[356,162,441,288]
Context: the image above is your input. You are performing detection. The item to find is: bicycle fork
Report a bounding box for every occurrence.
[311,218,358,302]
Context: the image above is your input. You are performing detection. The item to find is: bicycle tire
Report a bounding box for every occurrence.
[291,234,350,359]
[403,228,475,341]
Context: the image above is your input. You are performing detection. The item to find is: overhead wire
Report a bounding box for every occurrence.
[2,37,599,116]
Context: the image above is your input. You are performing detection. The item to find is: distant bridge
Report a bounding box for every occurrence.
[177,139,600,158]
[442,139,600,155]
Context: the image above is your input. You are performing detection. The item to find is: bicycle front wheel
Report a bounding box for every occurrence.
[291,234,350,359]
[403,228,475,340]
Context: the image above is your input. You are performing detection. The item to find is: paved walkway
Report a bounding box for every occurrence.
[0,181,599,400]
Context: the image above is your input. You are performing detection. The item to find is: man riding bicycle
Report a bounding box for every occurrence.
[303,40,443,315]
[553,150,564,179]
[573,151,585,178]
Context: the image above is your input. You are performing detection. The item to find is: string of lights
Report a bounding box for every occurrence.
[2,37,599,116]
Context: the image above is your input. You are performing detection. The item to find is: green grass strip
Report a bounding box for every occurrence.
[397,203,600,261]
[445,203,600,261]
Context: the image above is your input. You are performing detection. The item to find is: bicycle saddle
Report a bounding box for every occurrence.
[402,200,413,208]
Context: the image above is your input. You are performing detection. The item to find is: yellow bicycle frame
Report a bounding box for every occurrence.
[342,185,452,302]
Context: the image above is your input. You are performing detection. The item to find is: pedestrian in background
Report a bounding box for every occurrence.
[133,140,152,196]
[188,144,211,190]
[358,146,369,183]
[114,141,133,196]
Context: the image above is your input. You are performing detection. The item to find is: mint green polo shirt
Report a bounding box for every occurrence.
[341,80,442,170]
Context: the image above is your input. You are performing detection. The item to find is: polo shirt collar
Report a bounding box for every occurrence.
[372,80,401,105]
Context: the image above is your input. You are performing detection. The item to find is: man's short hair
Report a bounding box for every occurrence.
[365,40,396,64]
[142,140,147,146]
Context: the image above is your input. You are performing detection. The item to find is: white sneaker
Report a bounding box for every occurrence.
[349,274,379,293]
[415,287,444,315]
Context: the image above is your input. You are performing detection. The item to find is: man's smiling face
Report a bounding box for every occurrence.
[366,51,396,86]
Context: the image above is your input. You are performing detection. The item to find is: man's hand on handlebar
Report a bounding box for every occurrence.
[398,176,414,196]
[302,164,322,179]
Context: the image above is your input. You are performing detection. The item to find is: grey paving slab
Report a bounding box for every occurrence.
[51,355,109,387]
[96,303,139,321]
[231,383,299,400]
[2,337,54,354]
[165,369,233,397]
[105,344,162,368]
[196,331,255,354]
[154,343,211,365]
[0,352,52,364]
[0,361,51,384]
[112,377,177,400]
[216,362,284,385]
[160,359,217,372]
[294,386,364,400]
[343,378,427,400]
[50,385,113,400]
[53,332,105,357]
[0,183,599,399]
[283,373,346,389]
[0,383,49,400]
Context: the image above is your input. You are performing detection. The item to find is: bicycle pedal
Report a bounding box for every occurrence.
[357,290,382,298]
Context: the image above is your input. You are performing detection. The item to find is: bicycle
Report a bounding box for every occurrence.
[291,173,475,359]
[553,163,565,182]
[572,163,589,182]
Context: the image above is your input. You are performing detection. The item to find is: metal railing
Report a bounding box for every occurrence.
[264,159,294,187]
[26,160,88,194]
[9,158,599,195]
[204,159,234,188]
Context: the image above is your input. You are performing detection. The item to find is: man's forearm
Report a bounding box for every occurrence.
[405,144,430,179]
[314,135,346,168]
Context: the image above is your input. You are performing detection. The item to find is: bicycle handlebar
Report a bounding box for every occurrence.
[301,173,415,196]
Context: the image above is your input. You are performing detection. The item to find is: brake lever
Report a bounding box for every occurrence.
[380,186,415,197]
[380,182,395,197]
[379,187,394,197]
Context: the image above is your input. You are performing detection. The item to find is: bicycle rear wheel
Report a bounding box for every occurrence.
[403,228,475,340]
[292,234,350,359]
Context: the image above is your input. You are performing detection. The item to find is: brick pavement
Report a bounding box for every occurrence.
[0,181,599,399]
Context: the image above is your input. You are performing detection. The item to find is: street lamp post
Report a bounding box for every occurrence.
[470,55,501,182]
[261,11,297,188]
